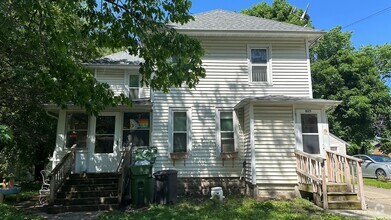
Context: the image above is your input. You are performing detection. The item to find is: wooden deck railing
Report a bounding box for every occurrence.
[295,149,366,210]
[325,150,366,210]
[49,145,76,204]
[295,150,328,209]
[117,147,131,204]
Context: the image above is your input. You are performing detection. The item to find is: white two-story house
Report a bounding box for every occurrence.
[47,10,344,199]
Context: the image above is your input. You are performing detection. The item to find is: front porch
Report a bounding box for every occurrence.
[296,149,366,210]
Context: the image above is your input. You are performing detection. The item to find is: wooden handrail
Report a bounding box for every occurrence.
[295,150,327,209]
[295,149,325,162]
[49,145,76,205]
[117,148,131,204]
[325,150,366,210]
[296,149,366,210]
[325,150,362,162]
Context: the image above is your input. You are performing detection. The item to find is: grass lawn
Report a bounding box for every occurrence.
[99,197,351,220]
[363,178,391,189]
[0,182,43,220]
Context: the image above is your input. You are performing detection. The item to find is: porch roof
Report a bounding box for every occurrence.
[43,99,152,113]
[234,95,341,109]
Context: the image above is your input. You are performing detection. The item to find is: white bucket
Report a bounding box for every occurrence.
[210,187,225,201]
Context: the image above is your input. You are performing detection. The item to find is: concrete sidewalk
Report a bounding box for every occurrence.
[331,185,391,219]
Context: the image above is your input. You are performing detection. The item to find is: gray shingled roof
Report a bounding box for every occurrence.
[91,10,323,64]
[171,9,321,33]
[91,51,143,65]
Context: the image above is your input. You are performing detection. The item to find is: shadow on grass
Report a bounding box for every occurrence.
[99,196,350,220]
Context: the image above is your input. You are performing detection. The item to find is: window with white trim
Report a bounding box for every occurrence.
[296,110,322,155]
[169,108,191,153]
[66,113,88,148]
[219,111,235,152]
[248,46,270,83]
[128,74,140,99]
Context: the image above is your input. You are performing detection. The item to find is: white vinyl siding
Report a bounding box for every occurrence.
[253,105,297,185]
[243,105,252,183]
[95,69,125,96]
[152,37,310,178]
[95,68,150,99]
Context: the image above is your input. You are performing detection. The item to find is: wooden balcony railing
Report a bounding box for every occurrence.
[49,145,76,204]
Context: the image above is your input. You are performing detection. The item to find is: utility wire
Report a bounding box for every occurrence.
[342,5,391,29]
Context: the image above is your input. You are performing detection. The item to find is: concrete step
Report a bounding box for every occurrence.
[56,190,118,199]
[46,204,119,214]
[328,200,362,210]
[327,183,349,192]
[54,197,118,206]
[327,192,358,201]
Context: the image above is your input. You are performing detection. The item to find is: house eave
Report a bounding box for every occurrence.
[175,29,325,42]
[84,63,140,69]
[234,96,342,109]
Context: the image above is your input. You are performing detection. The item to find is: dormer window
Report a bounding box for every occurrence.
[248,46,271,84]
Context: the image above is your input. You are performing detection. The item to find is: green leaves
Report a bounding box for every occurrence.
[241,0,313,28]
[0,0,205,171]
[0,125,13,146]
[311,27,391,154]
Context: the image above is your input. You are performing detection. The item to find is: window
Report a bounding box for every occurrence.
[128,74,140,99]
[297,111,321,154]
[248,46,271,83]
[95,115,115,153]
[66,113,88,148]
[330,146,338,152]
[122,112,150,148]
[218,112,235,152]
[169,109,191,153]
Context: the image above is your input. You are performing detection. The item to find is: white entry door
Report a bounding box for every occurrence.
[296,110,322,155]
[88,113,121,172]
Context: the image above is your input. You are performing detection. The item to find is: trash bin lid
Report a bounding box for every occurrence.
[153,169,177,176]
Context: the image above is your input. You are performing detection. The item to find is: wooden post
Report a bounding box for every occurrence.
[321,161,328,210]
[344,158,352,191]
[0,193,3,203]
[356,161,366,210]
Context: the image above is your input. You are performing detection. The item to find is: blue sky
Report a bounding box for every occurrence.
[190,0,391,49]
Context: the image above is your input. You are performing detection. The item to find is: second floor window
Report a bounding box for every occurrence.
[249,47,270,83]
[129,74,140,99]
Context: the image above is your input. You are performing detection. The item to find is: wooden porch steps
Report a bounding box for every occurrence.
[47,173,120,214]
[326,183,362,210]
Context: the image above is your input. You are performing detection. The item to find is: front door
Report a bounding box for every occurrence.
[297,110,322,155]
[88,113,120,172]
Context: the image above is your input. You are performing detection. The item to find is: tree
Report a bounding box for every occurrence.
[311,27,391,154]
[241,0,312,27]
[241,1,391,154]
[0,0,205,177]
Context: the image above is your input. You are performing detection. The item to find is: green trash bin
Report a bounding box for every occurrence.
[130,165,153,206]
